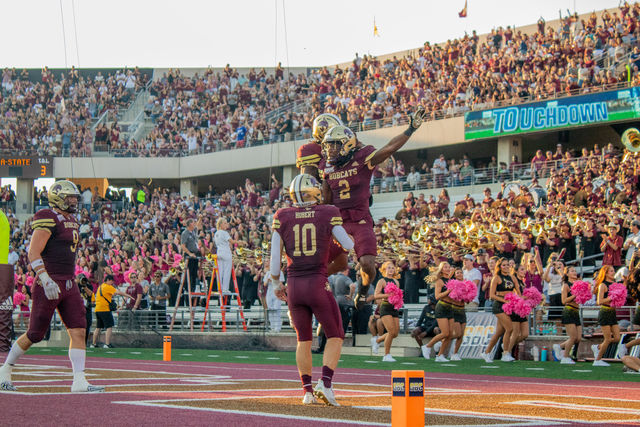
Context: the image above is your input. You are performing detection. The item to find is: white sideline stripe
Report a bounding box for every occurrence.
[112,400,391,426]
[507,400,640,415]
[20,356,640,394]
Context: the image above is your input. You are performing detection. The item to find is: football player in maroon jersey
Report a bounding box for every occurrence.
[296,113,349,276]
[270,174,354,406]
[0,180,104,393]
[321,108,426,308]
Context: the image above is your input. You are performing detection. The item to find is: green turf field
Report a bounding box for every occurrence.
[28,346,640,383]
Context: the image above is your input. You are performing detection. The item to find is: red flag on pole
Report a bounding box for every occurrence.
[458,0,467,17]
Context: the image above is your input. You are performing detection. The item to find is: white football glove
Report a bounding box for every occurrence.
[409,107,427,130]
[39,272,60,300]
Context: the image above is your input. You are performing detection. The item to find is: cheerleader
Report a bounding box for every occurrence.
[555,266,581,365]
[509,262,529,359]
[449,268,466,361]
[373,261,401,362]
[422,262,456,362]
[592,265,621,367]
[481,258,517,363]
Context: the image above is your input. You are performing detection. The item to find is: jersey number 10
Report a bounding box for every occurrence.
[292,223,317,256]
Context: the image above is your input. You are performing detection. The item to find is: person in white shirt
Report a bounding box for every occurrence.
[214,218,238,294]
[623,221,640,266]
[102,218,115,244]
[81,188,92,211]
[406,166,421,190]
[264,269,284,333]
[7,246,19,265]
[462,254,482,309]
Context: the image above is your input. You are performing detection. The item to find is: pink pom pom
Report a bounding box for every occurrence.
[570,280,592,305]
[447,279,466,302]
[13,292,26,307]
[609,282,628,308]
[384,282,404,310]
[150,255,159,262]
[463,280,478,303]
[174,254,183,262]
[502,292,520,315]
[74,265,83,276]
[514,297,533,317]
[523,287,542,308]
[110,264,121,273]
[25,276,35,289]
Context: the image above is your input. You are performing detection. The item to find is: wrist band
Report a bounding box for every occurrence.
[403,126,416,137]
[31,259,44,269]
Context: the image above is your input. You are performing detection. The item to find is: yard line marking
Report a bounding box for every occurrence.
[572,370,592,373]
[525,368,545,371]
[481,365,499,369]
[130,352,142,355]
[234,356,249,359]
[265,357,280,360]
[112,400,391,426]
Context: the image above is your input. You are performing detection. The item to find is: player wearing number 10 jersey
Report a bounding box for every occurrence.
[0,180,104,393]
[270,174,354,406]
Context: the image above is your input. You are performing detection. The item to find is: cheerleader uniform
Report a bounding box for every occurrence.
[598,281,617,326]
[561,286,581,326]
[379,277,399,318]
[492,273,515,314]
[434,278,454,320]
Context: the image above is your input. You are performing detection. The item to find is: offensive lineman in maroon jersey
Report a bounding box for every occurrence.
[321,108,426,308]
[296,113,349,275]
[270,174,354,406]
[0,180,104,393]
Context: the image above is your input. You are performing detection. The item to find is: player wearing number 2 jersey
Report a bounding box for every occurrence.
[320,107,427,308]
[0,180,104,393]
[270,174,354,406]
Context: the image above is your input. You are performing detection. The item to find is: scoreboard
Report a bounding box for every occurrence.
[0,156,53,178]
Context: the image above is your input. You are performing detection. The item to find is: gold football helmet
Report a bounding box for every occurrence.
[322,125,357,167]
[312,113,342,143]
[48,180,80,213]
[289,174,322,207]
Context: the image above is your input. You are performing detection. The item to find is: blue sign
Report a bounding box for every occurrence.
[465,87,640,139]
[392,377,406,397]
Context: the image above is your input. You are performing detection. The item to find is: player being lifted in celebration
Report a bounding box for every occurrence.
[296,113,349,275]
[320,108,427,307]
[0,180,104,393]
[270,174,354,406]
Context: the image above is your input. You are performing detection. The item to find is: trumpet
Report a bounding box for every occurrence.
[544,219,555,231]
[449,222,461,234]
[419,223,430,236]
[520,218,531,231]
[491,221,504,234]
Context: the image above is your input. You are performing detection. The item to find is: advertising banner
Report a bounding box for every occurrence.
[464,87,640,140]
[458,311,498,359]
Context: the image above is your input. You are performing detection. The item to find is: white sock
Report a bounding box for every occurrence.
[68,348,86,382]
[421,344,427,349]
[3,342,26,371]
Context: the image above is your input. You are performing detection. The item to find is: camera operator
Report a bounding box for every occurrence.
[180,218,201,305]
[77,274,94,345]
[149,271,170,328]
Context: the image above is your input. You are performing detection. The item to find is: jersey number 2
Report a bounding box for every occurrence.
[338,179,350,200]
[292,223,317,256]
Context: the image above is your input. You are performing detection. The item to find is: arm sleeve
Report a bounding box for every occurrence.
[269,231,283,279]
[332,225,354,251]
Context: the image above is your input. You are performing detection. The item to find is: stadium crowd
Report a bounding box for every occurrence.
[4,137,639,312]
[2,6,637,158]
[0,67,148,157]
[116,5,640,156]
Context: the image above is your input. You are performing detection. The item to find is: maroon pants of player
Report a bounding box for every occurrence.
[27,279,86,343]
[287,274,344,342]
[342,217,377,259]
